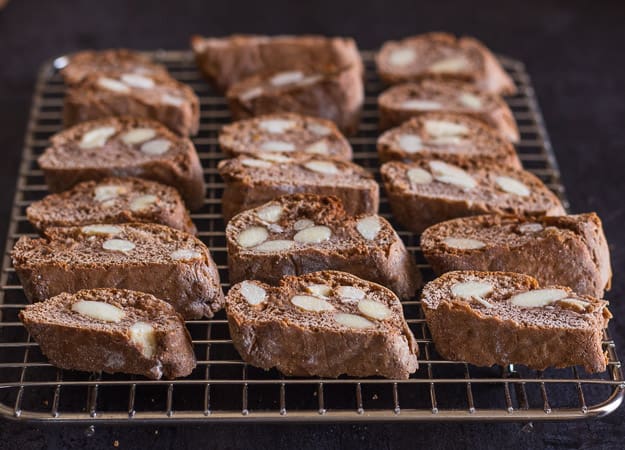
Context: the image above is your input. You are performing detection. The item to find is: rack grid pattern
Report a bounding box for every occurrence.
[0,51,622,423]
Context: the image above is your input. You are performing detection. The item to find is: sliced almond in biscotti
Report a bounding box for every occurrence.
[421,213,612,298]
[377,113,521,168]
[226,194,421,299]
[11,223,223,319]
[219,113,353,160]
[226,270,418,379]
[26,177,196,234]
[217,154,379,222]
[375,32,516,95]
[377,80,519,142]
[19,288,195,379]
[38,117,205,210]
[421,271,611,373]
[380,158,565,233]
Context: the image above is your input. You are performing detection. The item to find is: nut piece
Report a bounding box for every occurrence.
[291,295,335,312]
[356,216,382,241]
[162,93,185,106]
[451,281,494,299]
[240,281,267,306]
[334,313,375,329]
[459,92,483,109]
[305,140,329,155]
[81,224,122,236]
[293,219,314,231]
[170,249,203,261]
[336,286,366,300]
[270,71,304,87]
[97,77,131,93]
[121,128,157,145]
[256,204,283,223]
[428,56,469,73]
[94,185,126,202]
[241,158,273,168]
[237,226,269,248]
[258,119,296,134]
[358,299,392,320]
[71,300,125,322]
[293,225,332,244]
[102,238,136,253]
[495,176,531,197]
[557,298,591,313]
[121,73,155,89]
[518,223,544,234]
[257,153,292,163]
[307,284,333,297]
[443,237,486,250]
[429,160,477,190]
[254,240,295,252]
[407,167,433,185]
[129,322,157,359]
[303,160,339,175]
[80,126,117,149]
[240,86,263,101]
[307,122,332,136]
[509,288,568,308]
[400,99,442,110]
[398,134,423,153]
[140,139,171,155]
[388,47,416,67]
[259,140,296,153]
[425,120,469,138]
[130,194,158,212]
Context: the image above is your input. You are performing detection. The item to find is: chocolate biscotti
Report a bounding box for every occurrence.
[376,32,516,95]
[378,79,519,141]
[218,113,352,160]
[226,194,421,299]
[381,159,565,233]
[226,271,418,379]
[218,154,379,221]
[63,70,199,136]
[421,271,611,373]
[12,223,224,319]
[27,177,196,234]
[38,117,205,210]
[20,289,196,379]
[420,213,612,298]
[376,113,521,169]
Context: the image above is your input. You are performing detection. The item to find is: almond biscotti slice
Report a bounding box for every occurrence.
[225,65,363,135]
[377,113,521,169]
[218,154,379,221]
[226,194,421,299]
[11,223,223,319]
[378,79,519,141]
[421,213,612,298]
[421,271,611,372]
[219,113,352,160]
[381,159,565,233]
[376,32,516,95]
[226,271,418,379]
[20,289,196,379]
[38,117,205,210]
[63,70,199,136]
[27,177,196,234]
[59,49,169,86]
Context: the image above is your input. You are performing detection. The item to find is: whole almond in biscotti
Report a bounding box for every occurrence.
[376,32,516,95]
[217,154,379,222]
[38,117,205,210]
[421,213,612,298]
[19,288,196,379]
[226,270,418,379]
[11,223,223,319]
[226,194,421,299]
[421,271,612,373]
[380,158,565,233]
[377,79,519,142]
[26,177,196,234]
[219,113,353,160]
[376,112,521,168]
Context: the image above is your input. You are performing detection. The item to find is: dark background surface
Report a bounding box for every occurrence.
[1,0,624,448]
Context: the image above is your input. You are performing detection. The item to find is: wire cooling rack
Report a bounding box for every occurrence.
[0,51,622,424]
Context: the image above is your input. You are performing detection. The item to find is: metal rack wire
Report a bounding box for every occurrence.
[0,51,622,423]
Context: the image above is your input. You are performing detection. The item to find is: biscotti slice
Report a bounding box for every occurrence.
[421,213,612,298]
[421,271,611,372]
[376,32,516,95]
[381,159,565,233]
[219,113,352,160]
[19,289,196,379]
[11,223,223,319]
[226,271,418,379]
[38,117,205,210]
[63,70,199,136]
[225,65,363,135]
[226,194,421,299]
[378,79,519,141]
[377,113,521,169]
[26,177,196,234]
[218,154,379,221]
[191,34,363,92]
[59,49,169,85]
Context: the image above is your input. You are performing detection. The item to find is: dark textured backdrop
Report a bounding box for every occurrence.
[1,0,624,448]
